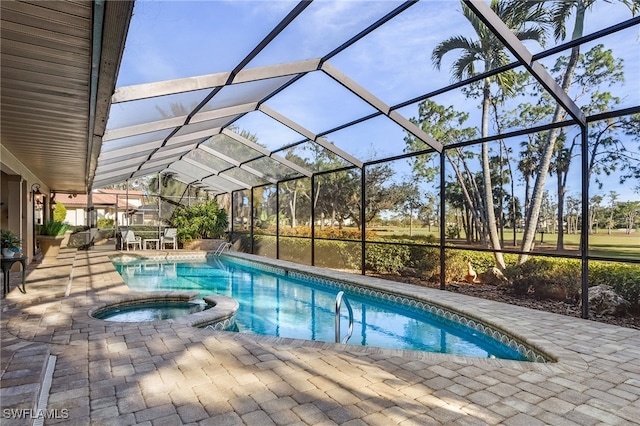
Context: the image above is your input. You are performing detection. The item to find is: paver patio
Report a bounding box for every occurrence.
[2,248,639,425]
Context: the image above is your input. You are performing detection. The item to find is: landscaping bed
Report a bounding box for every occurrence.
[374,272,640,330]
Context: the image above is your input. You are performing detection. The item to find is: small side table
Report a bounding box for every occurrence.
[1,256,27,298]
[143,239,160,250]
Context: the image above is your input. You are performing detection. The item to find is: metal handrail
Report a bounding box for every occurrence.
[335,291,354,344]
[213,242,232,256]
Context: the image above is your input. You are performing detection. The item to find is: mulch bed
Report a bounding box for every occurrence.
[371,273,640,330]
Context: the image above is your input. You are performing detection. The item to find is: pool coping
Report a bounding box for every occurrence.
[108,251,590,373]
[87,292,239,330]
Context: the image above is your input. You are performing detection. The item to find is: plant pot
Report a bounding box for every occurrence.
[61,230,73,248]
[37,235,65,264]
[2,248,14,258]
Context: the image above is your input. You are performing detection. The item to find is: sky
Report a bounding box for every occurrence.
[109,0,640,202]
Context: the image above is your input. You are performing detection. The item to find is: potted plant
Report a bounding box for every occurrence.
[168,199,228,250]
[0,229,22,258]
[36,220,68,263]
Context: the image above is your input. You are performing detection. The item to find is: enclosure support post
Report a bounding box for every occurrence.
[157,172,161,240]
[114,194,119,249]
[311,174,315,266]
[361,166,366,275]
[276,182,280,260]
[230,190,235,250]
[580,124,589,319]
[440,152,446,290]
[125,181,129,227]
[250,187,254,255]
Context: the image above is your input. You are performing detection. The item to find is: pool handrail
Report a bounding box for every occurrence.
[335,291,354,344]
[213,242,232,256]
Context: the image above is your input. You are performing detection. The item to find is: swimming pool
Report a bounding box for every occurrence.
[112,255,541,361]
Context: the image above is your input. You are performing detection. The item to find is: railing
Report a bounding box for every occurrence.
[213,242,232,256]
[335,291,354,344]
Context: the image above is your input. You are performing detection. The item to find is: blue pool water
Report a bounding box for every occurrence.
[94,301,208,322]
[114,257,531,360]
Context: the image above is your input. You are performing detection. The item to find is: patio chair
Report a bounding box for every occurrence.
[122,230,142,251]
[161,228,177,250]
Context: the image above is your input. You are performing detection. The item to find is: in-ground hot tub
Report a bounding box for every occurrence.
[89,292,239,330]
[92,300,208,322]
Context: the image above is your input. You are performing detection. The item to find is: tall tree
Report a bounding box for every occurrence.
[432,0,546,269]
[588,194,603,234]
[395,178,424,237]
[617,201,640,234]
[518,0,638,263]
[606,191,619,235]
[406,100,481,244]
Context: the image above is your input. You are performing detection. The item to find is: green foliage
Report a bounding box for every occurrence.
[39,220,68,236]
[365,243,411,274]
[0,229,21,249]
[505,258,581,300]
[97,218,115,228]
[278,237,311,264]
[445,224,461,239]
[239,231,640,310]
[53,202,67,223]
[589,261,640,308]
[315,228,365,241]
[169,199,228,242]
[251,235,276,258]
[375,234,437,244]
[315,239,361,270]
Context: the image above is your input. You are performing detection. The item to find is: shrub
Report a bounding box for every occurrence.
[365,243,410,274]
[39,220,68,236]
[168,199,228,242]
[505,258,580,300]
[97,218,115,228]
[254,236,277,258]
[277,226,311,237]
[445,224,460,239]
[53,202,67,223]
[278,237,311,264]
[589,261,640,309]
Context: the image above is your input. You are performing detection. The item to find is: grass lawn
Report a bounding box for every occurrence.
[369,226,639,259]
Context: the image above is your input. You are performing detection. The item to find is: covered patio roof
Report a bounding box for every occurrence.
[0,0,133,194]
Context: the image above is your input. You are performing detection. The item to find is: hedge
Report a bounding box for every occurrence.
[233,232,640,308]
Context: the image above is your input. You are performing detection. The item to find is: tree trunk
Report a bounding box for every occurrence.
[289,190,297,228]
[508,159,517,246]
[524,173,531,221]
[447,153,484,245]
[556,171,565,250]
[409,204,413,237]
[518,4,585,264]
[499,140,504,246]
[481,79,505,270]
[465,208,471,242]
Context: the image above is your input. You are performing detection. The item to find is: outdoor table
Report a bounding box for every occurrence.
[1,256,27,298]
[144,239,160,250]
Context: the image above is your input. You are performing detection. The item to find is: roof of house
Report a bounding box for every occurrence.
[60,192,140,209]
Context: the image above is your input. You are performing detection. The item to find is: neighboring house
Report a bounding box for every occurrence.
[61,189,144,227]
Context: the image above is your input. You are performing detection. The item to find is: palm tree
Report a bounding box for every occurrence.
[518,0,638,263]
[432,0,546,270]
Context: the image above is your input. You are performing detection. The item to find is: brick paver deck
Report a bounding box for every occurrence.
[2,248,639,425]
